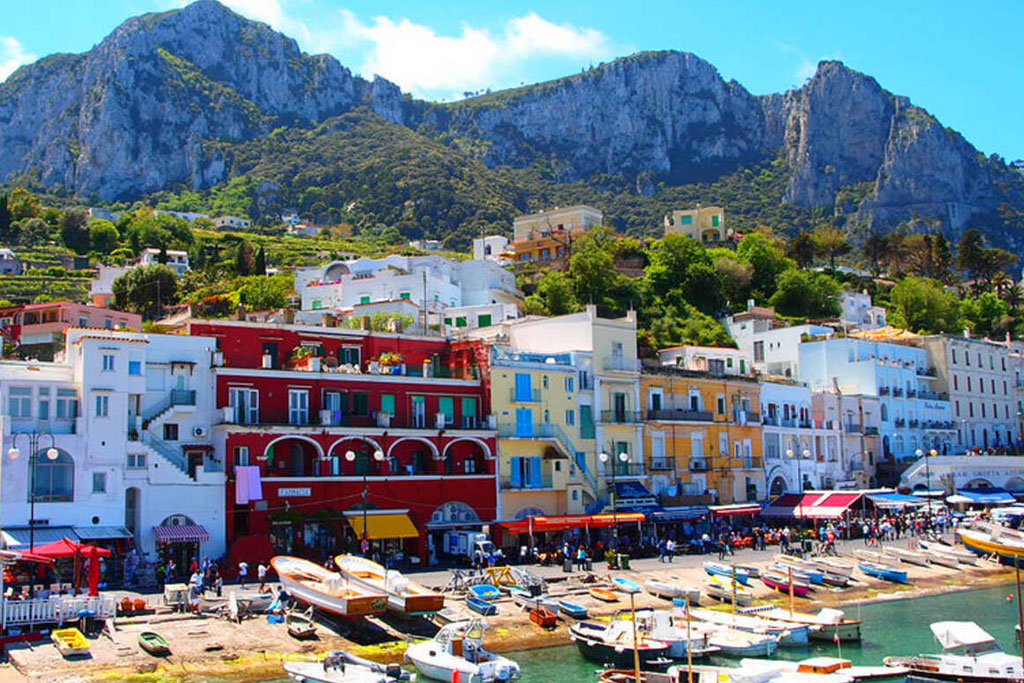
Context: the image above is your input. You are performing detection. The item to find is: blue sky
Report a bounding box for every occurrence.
[2,0,1022,159]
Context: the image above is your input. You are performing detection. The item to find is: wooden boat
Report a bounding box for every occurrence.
[405,619,520,683]
[285,650,415,683]
[51,628,90,657]
[589,587,619,602]
[853,548,894,564]
[884,621,1022,682]
[611,576,642,594]
[529,606,558,628]
[741,606,862,642]
[568,620,672,668]
[704,575,752,605]
[704,626,779,657]
[644,579,700,604]
[920,539,979,565]
[761,569,811,597]
[508,587,558,613]
[689,607,809,647]
[137,631,171,656]
[918,546,963,568]
[466,595,497,616]
[810,557,856,578]
[858,561,907,583]
[271,556,388,617]
[335,554,444,615]
[769,561,822,584]
[702,561,750,585]
[433,606,471,625]
[468,584,501,601]
[557,600,588,619]
[743,656,908,680]
[883,545,932,567]
[286,606,318,640]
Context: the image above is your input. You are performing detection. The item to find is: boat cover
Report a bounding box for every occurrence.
[930,621,996,649]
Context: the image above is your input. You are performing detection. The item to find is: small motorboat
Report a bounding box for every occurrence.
[702,561,750,585]
[632,608,720,659]
[819,571,852,588]
[51,628,90,658]
[568,620,672,668]
[743,607,862,642]
[744,655,906,680]
[705,625,779,657]
[884,621,1022,682]
[611,576,642,594]
[529,606,557,628]
[468,584,501,601]
[466,596,497,616]
[508,587,558,613]
[690,607,809,647]
[761,569,811,597]
[703,575,752,605]
[858,561,907,583]
[335,555,445,615]
[557,600,588,619]
[405,619,520,683]
[272,556,388,617]
[286,606,318,640]
[285,650,415,683]
[883,546,932,567]
[589,587,619,602]
[644,579,700,604]
[137,631,171,656]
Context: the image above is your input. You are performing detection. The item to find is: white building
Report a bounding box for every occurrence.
[213,215,252,230]
[89,265,131,307]
[0,249,23,276]
[0,329,224,567]
[513,205,603,243]
[288,223,321,238]
[657,345,753,376]
[900,454,1024,494]
[839,291,887,331]
[155,210,209,223]
[724,305,833,378]
[281,210,300,226]
[139,248,190,276]
[472,236,510,263]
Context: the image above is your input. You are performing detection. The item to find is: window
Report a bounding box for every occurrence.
[127,453,147,469]
[514,373,534,401]
[464,457,477,474]
[543,409,550,424]
[32,450,74,502]
[56,389,78,419]
[351,392,369,416]
[399,292,411,300]
[650,389,663,412]
[163,423,179,441]
[719,433,729,456]
[564,376,575,393]
[965,352,970,366]
[229,387,259,424]
[955,401,960,416]
[689,391,702,412]
[233,446,249,467]
[753,341,765,363]
[8,387,31,417]
[969,403,975,417]
[37,387,49,420]
[716,395,726,415]
[94,394,109,418]
[952,349,957,364]
[359,295,370,305]
[712,214,720,227]
[477,314,492,327]
[380,394,396,416]
[288,389,309,425]
[461,397,477,428]
[92,472,106,494]
[438,396,454,425]
[954,375,959,390]
[339,347,361,366]
[992,379,997,393]
[78,316,89,327]
[103,319,112,329]
[565,409,575,426]
[542,375,549,389]
[967,377,972,392]
[102,354,114,371]
[128,360,141,375]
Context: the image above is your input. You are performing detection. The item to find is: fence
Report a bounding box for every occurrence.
[3,594,117,628]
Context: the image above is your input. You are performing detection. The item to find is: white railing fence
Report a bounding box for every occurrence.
[3,594,117,628]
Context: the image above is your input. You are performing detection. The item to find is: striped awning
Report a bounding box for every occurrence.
[153,524,210,544]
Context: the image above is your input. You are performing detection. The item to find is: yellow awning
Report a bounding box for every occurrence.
[347,513,419,540]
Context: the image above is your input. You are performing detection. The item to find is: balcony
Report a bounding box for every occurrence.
[894,418,906,427]
[510,388,541,403]
[647,408,713,422]
[170,389,196,406]
[918,391,948,401]
[780,418,796,428]
[799,419,813,429]
[879,386,891,396]
[906,390,918,398]
[601,410,643,424]
[908,419,920,428]
[500,472,554,490]
[734,411,761,424]
[892,388,904,397]
[864,426,880,436]
[689,459,710,471]
[762,415,779,426]
[649,457,676,471]
[602,356,639,373]
[917,366,936,377]
[845,423,863,433]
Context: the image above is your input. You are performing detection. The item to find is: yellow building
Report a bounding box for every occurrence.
[641,365,764,505]
[509,205,603,263]
[664,205,726,243]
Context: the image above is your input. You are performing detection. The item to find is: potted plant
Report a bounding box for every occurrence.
[604,549,618,570]
[375,351,403,374]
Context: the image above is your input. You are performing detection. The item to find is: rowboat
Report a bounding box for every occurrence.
[557,600,588,619]
[689,607,809,647]
[405,619,520,683]
[589,587,619,602]
[853,549,894,564]
[569,620,672,668]
[769,561,822,584]
[137,631,171,656]
[810,557,856,578]
[761,569,811,597]
[883,546,932,567]
[743,656,907,680]
[919,539,979,565]
[742,606,862,642]
[335,555,445,615]
[468,584,502,601]
[433,606,471,625]
[285,650,415,682]
[529,606,558,628]
[52,628,90,658]
[704,575,753,606]
[466,596,497,616]
[705,625,779,657]
[271,556,388,617]
[644,579,700,604]
[703,561,750,585]
[611,576,642,594]
[918,547,961,568]
[508,587,558,613]
[286,606,318,639]
[858,561,907,583]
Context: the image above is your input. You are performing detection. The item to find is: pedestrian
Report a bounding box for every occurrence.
[166,559,176,582]
[657,538,667,563]
[238,560,249,588]
[666,538,675,563]
[214,569,223,597]
[257,562,268,593]
[575,545,587,571]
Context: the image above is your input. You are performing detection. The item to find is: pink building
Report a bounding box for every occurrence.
[7,302,142,360]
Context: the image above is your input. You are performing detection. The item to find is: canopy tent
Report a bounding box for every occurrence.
[930,621,997,650]
[31,538,111,596]
[951,487,1016,505]
[868,492,927,509]
[762,492,862,519]
[710,503,763,517]
[344,511,419,540]
[497,512,646,535]
[0,549,54,565]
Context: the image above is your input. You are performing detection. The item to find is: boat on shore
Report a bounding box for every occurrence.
[743,656,907,680]
[956,523,1024,564]
[858,561,907,584]
[918,539,977,565]
[645,579,700,604]
[51,628,90,658]
[761,568,811,597]
[853,549,895,565]
[611,577,643,594]
[272,556,388,617]
[286,606,318,640]
[704,575,753,605]
[335,555,444,615]
[703,561,751,585]
[568,620,672,668]
[769,561,822,585]
[529,606,557,628]
[809,557,856,578]
[466,596,496,616]
[589,587,619,603]
[405,619,520,683]
[882,546,932,567]
[885,620,1023,682]
[740,606,862,642]
[557,600,588,619]
[138,631,171,656]
[689,607,809,647]
[285,650,415,683]
[468,584,501,601]
[508,587,558,613]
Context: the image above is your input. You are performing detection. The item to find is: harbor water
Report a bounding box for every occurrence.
[248,584,1024,683]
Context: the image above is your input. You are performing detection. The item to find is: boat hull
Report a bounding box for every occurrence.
[761,574,810,597]
[958,530,1024,564]
[279,574,387,617]
[467,597,497,616]
[557,601,588,619]
[858,562,907,583]
[569,631,670,668]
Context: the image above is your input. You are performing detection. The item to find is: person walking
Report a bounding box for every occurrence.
[575,545,587,571]
[257,562,268,593]
[657,538,667,563]
[666,538,675,563]
[238,560,249,588]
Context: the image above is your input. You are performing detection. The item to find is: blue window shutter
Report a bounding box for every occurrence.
[531,457,543,487]
[515,373,532,400]
[516,408,533,436]
[510,458,521,487]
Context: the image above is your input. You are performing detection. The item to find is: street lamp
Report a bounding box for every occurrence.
[8,432,59,551]
[599,449,630,544]
[926,449,937,524]
[786,448,810,524]
[346,448,385,556]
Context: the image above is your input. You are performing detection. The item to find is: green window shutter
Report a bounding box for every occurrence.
[456,316,467,328]
[438,396,454,421]
[461,397,477,419]
[359,295,370,304]
[681,215,693,224]
[444,318,452,326]
[355,452,370,475]
[712,214,720,227]
[380,394,396,415]
[312,300,322,309]
[477,314,492,327]
[399,292,411,300]
[352,392,369,415]
[412,395,424,404]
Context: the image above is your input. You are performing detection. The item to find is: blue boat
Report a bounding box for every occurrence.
[557,600,588,619]
[858,561,907,584]
[610,577,642,594]
[702,561,750,585]
[771,562,823,584]
[469,584,501,601]
[466,596,497,616]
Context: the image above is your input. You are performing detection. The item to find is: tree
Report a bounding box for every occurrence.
[535,271,580,315]
[112,265,179,319]
[19,217,51,246]
[234,240,255,276]
[736,232,792,301]
[59,208,90,254]
[888,277,961,333]
[89,219,120,253]
[645,234,709,300]
[786,231,817,268]
[956,229,987,282]
[239,274,290,311]
[931,234,953,283]
[8,188,39,221]
[862,233,889,275]
[253,246,267,276]
[960,292,1010,337]
[711,251,753,305]
[0,194,11,244]
[681,262,725,316]
[645,302,734,350]
[768,269,841,318]
[811,225,851,270]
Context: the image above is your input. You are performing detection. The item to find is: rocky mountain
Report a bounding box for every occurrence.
[1,0,1021,247]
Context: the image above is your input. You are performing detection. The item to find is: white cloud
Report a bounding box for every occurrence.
[778,42,841,87]
[338,10,613,96]
[0,36,36,83]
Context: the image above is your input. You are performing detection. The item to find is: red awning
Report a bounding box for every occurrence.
[710,503,763,517]
[497,513,646,535]
[761,493,826,518]
[154,524,211,544]
[802,492,863,519]
[762,492,862,519]
[30,537,112,559]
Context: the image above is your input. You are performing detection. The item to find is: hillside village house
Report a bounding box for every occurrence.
[213,215,252,230]
[509,205,603,263]
[0,249,23,276]
[664,205,727,243]
[139,248,190,276]
[1,302,142,361]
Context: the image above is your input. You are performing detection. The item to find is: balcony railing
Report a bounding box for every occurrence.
[762,415,779,426]
[734,411,760,424]
[879,386,891,395]
[170,389,196,406]
[918,391,949,401]
[906,390,918,398]
[799,419,813,429]
[689,459,710,471]
[908,419,920,428]
[500,472,554,490]
[602,462,646,477]
[646,409,713,422]
[510,388,541,403]
[601,410,643,424]
[864,426,880,436]
[602,356,640,373]
[917,367,936,377]
[892,388,904,397]
[894,418,906,427]
[780,418,796,428]
[497,423,576,456]
[846,423,863,433]
[649,457,676,471]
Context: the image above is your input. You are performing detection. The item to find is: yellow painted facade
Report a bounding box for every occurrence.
[664,205,727,242]
[641,369,765,504]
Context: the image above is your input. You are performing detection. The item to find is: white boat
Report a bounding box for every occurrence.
[508,587,558,613]
[645,579,700,604]
[918,539,978,565]
[885,621,1023,682]
[742,606,861,642]
[405,619,520,683]
[882,546,932,567]
[704,626,779,658]
[335,555,444,615]
[916,546,961,568]
[740,656,899,681]
[852,549,894,565]
[632,608,719,659]
[808,557,855,579]
[690,607,809,646]
[272,556,388,617]
[704,575,753,605]
[285,651,416,682]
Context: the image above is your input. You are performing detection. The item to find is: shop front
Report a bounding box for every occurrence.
[153,516,211,572]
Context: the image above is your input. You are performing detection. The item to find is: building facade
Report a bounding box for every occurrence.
[663,205,726,242]
[139,248,190,275]
[509,205,603,263]
[4,302,142,361]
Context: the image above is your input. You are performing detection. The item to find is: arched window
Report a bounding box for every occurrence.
[32,449,74,502]
[880,404,888,421]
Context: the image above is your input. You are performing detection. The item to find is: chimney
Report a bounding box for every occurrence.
[963,328,971,339]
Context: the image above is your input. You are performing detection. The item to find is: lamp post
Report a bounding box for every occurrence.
[346,448,385,556]
[7,431,59,551]
[786,448,810,524]
[599,448,630,545]
[926,449,937,524]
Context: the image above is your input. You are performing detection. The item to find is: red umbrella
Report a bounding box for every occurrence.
[87,547,101,597]
[30,538,110,595]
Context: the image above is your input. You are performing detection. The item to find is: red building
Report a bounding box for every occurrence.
[188,320,497,566]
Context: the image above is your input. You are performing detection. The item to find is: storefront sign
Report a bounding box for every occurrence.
[278,487,312,497]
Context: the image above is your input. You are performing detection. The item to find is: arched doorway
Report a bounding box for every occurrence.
[964,478,993,489]
[769,476,788,497]
[156,514,201,575]
[265,436,322,477]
